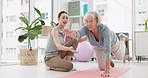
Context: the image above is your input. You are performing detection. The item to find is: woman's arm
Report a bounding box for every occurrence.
[78,36,88,43]
[51,27,75,52]
[101,60,110,77]
[101,27,111,77]
[62,29,77,39]
[105,60,110,73]
[63,26,88,39]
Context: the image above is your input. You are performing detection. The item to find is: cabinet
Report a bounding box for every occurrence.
[135,31,148,62]
[68,16,84,30]
[134,0,148,31]
[67,1,87,30]
[93,0,107,25]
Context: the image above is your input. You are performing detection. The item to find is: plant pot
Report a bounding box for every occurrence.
[19,49,38,65]
[41,26,51,36]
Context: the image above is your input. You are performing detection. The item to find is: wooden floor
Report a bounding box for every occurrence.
[0,60,148,78]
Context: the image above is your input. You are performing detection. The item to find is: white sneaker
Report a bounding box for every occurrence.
[72,67,77,71]
[45,66,50,70]
[45,66,54,70]
[118,33,129,41]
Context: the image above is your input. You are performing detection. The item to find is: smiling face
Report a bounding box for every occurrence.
[85,15,98,31]
[58,13,68,27]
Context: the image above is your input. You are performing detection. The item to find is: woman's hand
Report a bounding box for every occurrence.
[100,60,110,77]
[69,47,78,53]
[63,29,76,39]
[62,29,71,35]
[101,71,110,77]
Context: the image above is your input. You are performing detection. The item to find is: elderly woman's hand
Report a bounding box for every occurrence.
[101,71,110,77]
[62,29,71,35]
[63,29,76,39]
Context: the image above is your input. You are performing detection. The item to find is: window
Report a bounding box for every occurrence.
[21,0,29,6]
[2,0,29,60]
[6,48,16,54]
[21,12,29,20]
[35,0,52,25]
[98,9,105,16]
[7,0,14,6]
[6,31,16,38]
[41,12,48,20]
[1,0,52,61]
[6,15,16,22]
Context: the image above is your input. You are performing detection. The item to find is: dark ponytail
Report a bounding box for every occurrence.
[56,23,59,26]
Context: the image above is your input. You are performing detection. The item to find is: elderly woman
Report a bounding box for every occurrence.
[63,11,128,77]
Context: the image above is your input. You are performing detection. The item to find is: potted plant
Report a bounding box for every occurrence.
[15,7,45,65]
[41,21,56,36]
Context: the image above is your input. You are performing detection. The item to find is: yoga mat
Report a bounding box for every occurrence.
[59,67,130,78]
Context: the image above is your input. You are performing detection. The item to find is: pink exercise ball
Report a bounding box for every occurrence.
[74,41,94,62]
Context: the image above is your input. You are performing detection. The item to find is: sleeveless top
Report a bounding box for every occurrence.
[44,26,66,57]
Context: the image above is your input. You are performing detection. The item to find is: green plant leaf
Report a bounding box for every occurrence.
[34,7,41,16]
[40,20,45,25]
[26,26,31,30]
[34,21,40,26]
[27,30,41,40]
[21,13,25,17]
[16,7,45,50]
[32,25,42,30]
[19,17,29,27]
[15,27,26,31]
[32,30,42,34]
[30,17,40,27]
[27,32,37,40]
[18,34,27,42]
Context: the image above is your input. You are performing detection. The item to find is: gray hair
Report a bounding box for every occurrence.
[83,11,101,24]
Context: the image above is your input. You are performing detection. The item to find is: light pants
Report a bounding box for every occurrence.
[94,40,125,70]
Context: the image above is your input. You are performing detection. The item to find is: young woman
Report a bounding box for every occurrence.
[44,11,78,72]
[63,11,128,77]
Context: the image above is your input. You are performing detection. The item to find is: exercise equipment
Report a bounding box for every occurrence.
[74,41,94,62]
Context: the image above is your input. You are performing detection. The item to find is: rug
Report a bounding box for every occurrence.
[59,67,130,78]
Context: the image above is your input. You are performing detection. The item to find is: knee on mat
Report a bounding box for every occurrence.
[64,63,73,72]
[116,56,124,60]
[118,33,129,41]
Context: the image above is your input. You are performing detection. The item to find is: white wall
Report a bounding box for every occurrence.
[108,0,132,57]
[0,0,2,64]
[53,0,71,23]
[35,0,52,25]
[108,0,132,38]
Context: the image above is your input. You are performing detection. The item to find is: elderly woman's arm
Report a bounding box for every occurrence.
[62,29,77,39]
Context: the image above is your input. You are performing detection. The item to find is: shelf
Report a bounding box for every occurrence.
[94,0,108,25]
[67,1,87,30]
[69,16,83,18]
[95,2,107,5]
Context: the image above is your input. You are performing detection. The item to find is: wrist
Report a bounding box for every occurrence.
[105,60,110,73]
[105,70,109,73]
[68,47,73,51]
[66,47,71,51]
